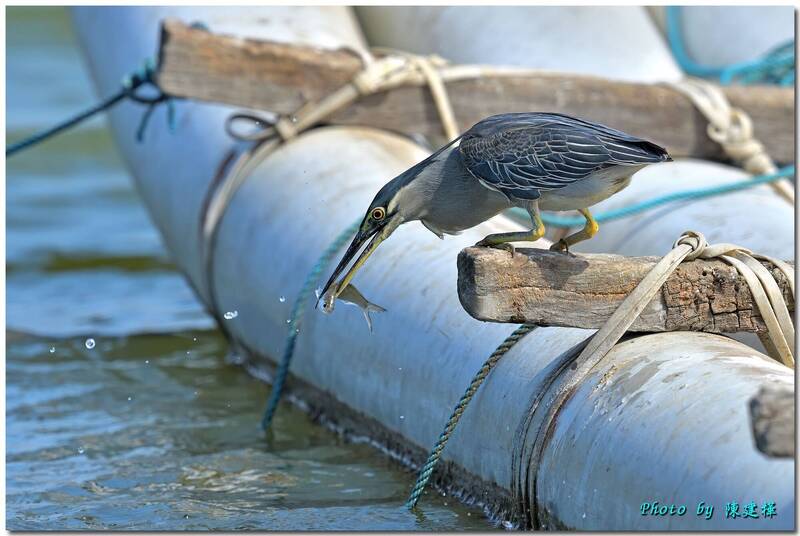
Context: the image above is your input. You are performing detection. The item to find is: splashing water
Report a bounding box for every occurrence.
[85,338,96,349]
[223,311,238,320]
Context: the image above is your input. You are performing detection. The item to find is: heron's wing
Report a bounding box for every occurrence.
[459,113,669,200]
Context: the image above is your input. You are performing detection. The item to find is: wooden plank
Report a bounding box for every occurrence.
[749,385,794,458]
[457,247,794,334]
[156,19,364,108]
[156,20,795,164]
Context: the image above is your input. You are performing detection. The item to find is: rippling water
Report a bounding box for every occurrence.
[6,7,491,530]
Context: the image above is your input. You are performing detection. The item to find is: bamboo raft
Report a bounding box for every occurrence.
[72,6,794,530]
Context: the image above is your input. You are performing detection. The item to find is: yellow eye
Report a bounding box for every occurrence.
[370,207,386,221]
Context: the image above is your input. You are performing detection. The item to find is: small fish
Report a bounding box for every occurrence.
[318,283,386,332]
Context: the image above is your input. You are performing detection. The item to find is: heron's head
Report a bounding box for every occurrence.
[318,176,409,301]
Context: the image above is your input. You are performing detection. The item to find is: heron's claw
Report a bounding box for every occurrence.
[549,239,570,254]
[475,239,516,256]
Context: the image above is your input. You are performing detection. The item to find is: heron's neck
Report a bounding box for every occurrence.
[391,144,465,222]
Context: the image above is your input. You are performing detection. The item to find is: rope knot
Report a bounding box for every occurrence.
[274,117,299,141]
[668,78,786,194]
[707,108,774,175]
[673,230,708,261]
[352,55,409,95]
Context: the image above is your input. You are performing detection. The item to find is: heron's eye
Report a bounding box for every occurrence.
[370,207,386,221]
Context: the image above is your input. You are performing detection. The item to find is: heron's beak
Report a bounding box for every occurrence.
[318,215,400,303]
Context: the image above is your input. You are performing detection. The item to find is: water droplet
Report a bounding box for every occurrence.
[184,514,189,519]
[286,319,291,324]
[186,351,190,355]
[49,347,55,353]
[192,337,197,342]
[85,338,96,349]
[145,360,149,364]
[502,520,514,529]
[398,367,402,371]
[78,447,85,454]
[295,328,300,334]
[279,296,286,303]
[400,415,405,420]
[194,391,198,396]
[582,513,586,519]
[127,396,132,402]
[223,310,238,320]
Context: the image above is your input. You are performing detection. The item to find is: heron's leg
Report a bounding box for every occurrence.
[475,200,545,254]
[550,208,599,252]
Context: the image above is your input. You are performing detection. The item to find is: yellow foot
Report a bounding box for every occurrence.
[475,240,516,256]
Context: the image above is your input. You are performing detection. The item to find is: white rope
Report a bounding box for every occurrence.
[667,78,794,204]
[576,230,794,375]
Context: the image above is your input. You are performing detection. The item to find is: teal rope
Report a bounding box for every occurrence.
[665,6,794,86]
[261,220,361,431]
[508,166,795,228]
[406,324,536,509]
[7,59,174,157]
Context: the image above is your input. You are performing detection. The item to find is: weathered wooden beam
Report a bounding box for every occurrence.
[749,385,794,458]
[457,247,794,334]
[156,20,795,164]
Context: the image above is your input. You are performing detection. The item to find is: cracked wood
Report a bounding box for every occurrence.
[457,247,794,334]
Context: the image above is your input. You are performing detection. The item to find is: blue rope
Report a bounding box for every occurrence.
[508,166,795,228]
[7,59,174,157]
[260,220,361,431]
[665,6,794,86]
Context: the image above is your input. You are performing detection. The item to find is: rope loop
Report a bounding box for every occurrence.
[673,230,708,260]
[224,112,279,142]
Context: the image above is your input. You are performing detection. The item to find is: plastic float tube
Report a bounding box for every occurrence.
[355,6,682,83]
[71,5,367,306]
[72,7,793,529]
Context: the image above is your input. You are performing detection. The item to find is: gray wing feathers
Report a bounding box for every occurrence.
[459,113,669,200]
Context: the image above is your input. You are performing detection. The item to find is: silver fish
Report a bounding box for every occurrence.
[318,283,386,332]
